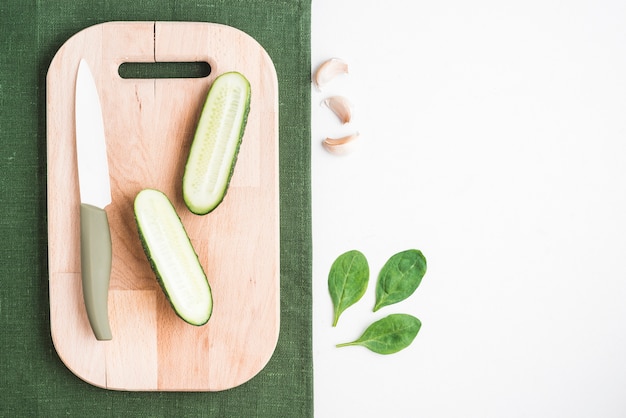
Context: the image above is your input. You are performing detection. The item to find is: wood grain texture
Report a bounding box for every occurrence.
[46,21,279,391]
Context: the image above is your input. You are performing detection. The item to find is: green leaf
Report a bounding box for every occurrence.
[336,313,421,354]
[328,250,369,326]
[373,249,427,312]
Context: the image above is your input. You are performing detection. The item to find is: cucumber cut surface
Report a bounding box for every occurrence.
[183,71,251,215]
[134,189,212,326]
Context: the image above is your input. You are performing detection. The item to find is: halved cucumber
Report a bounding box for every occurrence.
[134,189,212,326]
[183,71,251,215]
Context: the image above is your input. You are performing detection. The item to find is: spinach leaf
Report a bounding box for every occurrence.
[336,313,421,354]
[374,249,426,312]
[328,250,369,326]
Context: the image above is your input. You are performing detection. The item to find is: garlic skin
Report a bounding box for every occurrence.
[322,96,353,124]
[313,58,349,91]
[322,132,359,155]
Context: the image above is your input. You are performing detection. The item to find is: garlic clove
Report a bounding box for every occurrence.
[322,96,353,124]
[322,132,359,155]
[313,58,349,91]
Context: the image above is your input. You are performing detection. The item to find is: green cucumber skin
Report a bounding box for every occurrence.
[134,189,213,326]
[183,72,251,215]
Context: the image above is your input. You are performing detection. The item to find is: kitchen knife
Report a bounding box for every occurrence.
[75,59,113,341]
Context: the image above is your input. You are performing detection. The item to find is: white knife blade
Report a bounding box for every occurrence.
[76,59,112,209]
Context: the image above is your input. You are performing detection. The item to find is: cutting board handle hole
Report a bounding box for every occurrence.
[118,61,211,79]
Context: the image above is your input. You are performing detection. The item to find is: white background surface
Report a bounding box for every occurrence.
[311,1,626,417]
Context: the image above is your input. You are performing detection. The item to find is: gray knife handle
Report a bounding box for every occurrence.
[80,203,113,341]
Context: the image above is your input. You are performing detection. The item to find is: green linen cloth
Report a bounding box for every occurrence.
[0,1,312,416]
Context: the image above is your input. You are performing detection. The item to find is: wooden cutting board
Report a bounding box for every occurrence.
[46,21,279,391]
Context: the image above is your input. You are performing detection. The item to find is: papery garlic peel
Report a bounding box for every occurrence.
[313,58,349,91]
[322,132,359,155]
[323,96,353,124]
